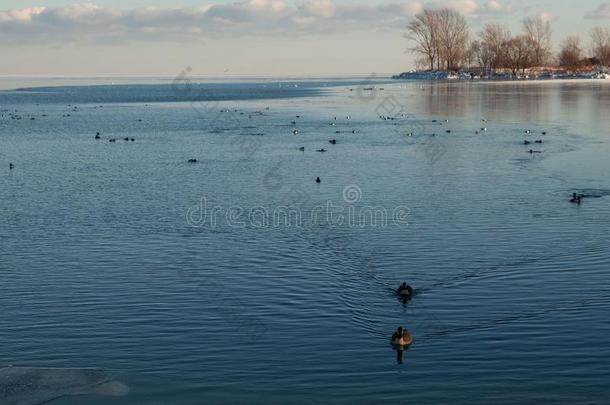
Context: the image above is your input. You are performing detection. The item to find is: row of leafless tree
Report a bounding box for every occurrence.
[406,9,610,74]
[558,27,610,70]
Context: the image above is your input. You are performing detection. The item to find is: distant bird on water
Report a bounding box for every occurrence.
[9,163,14,170]
[570,193,584,204]
[316,177,321,183]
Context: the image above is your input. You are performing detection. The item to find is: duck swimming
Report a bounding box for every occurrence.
[397,282,414,298]
[329,139,337,144]
[316,177,321,183]
[570,193,584,204]
[299,147,305,152]
[391,327,413,347]
[188,159,197,163]
[316,149,327,153]
[9,163,14,170]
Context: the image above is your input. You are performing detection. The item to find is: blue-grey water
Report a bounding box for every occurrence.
[1,77,610,404]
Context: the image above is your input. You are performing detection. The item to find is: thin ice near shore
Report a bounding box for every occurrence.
[0,366,128,405]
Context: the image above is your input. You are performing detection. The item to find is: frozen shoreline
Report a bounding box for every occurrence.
[392,70,610,82]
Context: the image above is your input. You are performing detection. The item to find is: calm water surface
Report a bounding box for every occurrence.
[1,77,610,404]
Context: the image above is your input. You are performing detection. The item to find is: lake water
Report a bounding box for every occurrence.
[1,77,610,404]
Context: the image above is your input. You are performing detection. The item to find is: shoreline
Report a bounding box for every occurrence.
[392,70,609,82]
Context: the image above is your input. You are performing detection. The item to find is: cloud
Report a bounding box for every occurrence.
[482,0,513,14]
[0,0,519,43]
[446,0,479,15]
[0,6,45,23]
[536,11,556,23]
[585,2,610,19]
[299,0,336,18]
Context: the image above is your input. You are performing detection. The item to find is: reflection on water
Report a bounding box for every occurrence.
[1,78,610,404]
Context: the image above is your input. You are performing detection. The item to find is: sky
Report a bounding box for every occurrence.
[0,0,609,76]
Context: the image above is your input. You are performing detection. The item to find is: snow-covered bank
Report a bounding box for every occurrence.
[392,70,609,81]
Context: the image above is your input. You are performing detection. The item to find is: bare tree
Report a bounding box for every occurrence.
[466,40,481,69]
[479,23,512,71]
[504,36,535,76]
[523,16,552,67]
[435,8,470,71]
[406,10,439,71]
[590,26,610,67]
[406,8,470,72]
[558,36,583,71]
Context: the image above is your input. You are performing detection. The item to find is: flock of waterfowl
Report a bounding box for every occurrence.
[95,132,135,143]
[4,106,588,208]
[293,115,355,157]
[1,99,595,362]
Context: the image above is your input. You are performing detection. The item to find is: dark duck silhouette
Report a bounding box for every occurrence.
[570,193,584,204]
[397,282,414,298]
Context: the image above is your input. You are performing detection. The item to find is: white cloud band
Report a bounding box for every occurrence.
[0,0,516,43]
